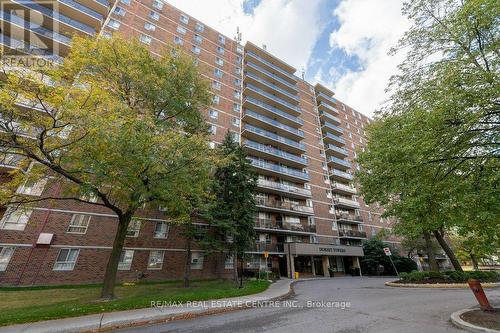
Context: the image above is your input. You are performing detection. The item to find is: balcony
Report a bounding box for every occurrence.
[243,97,303,127]
[245,71,300,104]
[322,121,343,136]
[255,197,314,216]
[242,124,306,154]
[326,144,349,158]
[249,241,285,253]
[249,158,309,182]
[245,50,297,83]
[336,213,363,224]
[0,152,24,170]
[334,197,360,209]
[327,156,351,170]
[0,33,64,62]
[319,111,341,124]
[338,230,367,239]
[317,102,339,115]
[244,140,307,168]
[254,218,316,234]
[245,61,299,93]
[244,84,301,115]
[256,178,311,198]
[332,182,357,195]
[330,169,353,181]
[316,92,339,106]
[323,133,346,146]
[243,109,304,141]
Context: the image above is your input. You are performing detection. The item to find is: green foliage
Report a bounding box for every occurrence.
[360,239,417,275]
[399,270,499,283]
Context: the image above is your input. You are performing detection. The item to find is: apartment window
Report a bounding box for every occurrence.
[371,228,377,237]
[118,250,134,270]
[214,68,223,78]
[174,36,183,45]
[216,46,224,55]
[212,95,220,105]
[0,207,32,231]
[191,253,204,269]
[177,26,187,35]
[152,0,163,10]
[224,255,234,269]
[154,221,169,239]
[113,6,126,16]
[67,214,91,234]
[144,22,156,31]
[193,34,202,45]
[192,45,201,55]
[80,192,98,203]
[349,132,352,139]
[332,221,338,230]
[126,219,141,237]
[0,247,14,271]
[368,211,372,221]
[306,199,313,208]
[148,250,165,270]
[120,0,131,4]
[235,67,242,76]
[102,31,112,39]
[215,57,224,66]
[236,45,243,54]
[53,248,79,271]
[236,55,242,63]
[212,81,221,90]
[231,131,240,143]
[233,103,240,112]
[17,178,47,196]
[209,109,219,119]
[107,19,121,30]
[232,118,240,127]
[195,22,204,32]
[180,14,189,24]
[149,11,160,21]
[139,34,152,45]
[209,125,217,135]
[233,90,241,99]
[218,35,225,45]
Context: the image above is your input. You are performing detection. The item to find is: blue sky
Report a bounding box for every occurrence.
[168,0,409,117]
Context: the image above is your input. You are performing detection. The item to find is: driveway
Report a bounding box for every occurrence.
[113,277,500,333]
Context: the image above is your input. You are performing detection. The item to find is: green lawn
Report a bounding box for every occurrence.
[0,279,270,326]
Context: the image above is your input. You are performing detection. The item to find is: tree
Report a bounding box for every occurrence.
[360,239,417,275]
[208,132,257,286]
[0,35,213,298]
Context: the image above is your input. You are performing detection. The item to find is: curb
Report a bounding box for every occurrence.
[385,281,500,289]
[450,309,500,333]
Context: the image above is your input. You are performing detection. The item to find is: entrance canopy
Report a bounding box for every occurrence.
[285,242,364,257]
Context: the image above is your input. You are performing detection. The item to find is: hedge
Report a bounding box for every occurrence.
[398,270,499,283]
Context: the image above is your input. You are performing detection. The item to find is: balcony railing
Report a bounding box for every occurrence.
[0,33,64,62]
[246,50,297,82]
[332,182,356,193]
[249,158,309,180]
[324,133,345,145]
[322,121,343,134]
[330,169,353,180]
[245,71,300,102]
[245,84,301,113]
[334,197,360,208]
[0,152,24,169]
[336,213,363,223]
[318,102,339,114]
[255,197,314,214]
[250,241,285,253]
[319,111,341,124]
[256,178,311,197]
[244,110,304,138]
[328,156,351,168]
[326,144,349,157]
[316,92,339,106]
[245,61,298,92]
[254,218,316,233]
[59,0,103,21]
[244,97,303,126]
[338,230,367,238]
[243,124,305,151]
[245,140,307,166]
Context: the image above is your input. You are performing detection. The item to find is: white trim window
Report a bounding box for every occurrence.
[53,248,79,271]
[176,26,187,35]
[118,250,134,270]
[0,207,32,231]
[67,214,91,234]
[144,22,156,31]
[0,246,14,271]
[224,255,234,270]
[149,11,160,21]
[17,178,47,196]
[180,14,189,24]
[147,250,165,270]
[152,0,163,10]
[139,34,152,45]
[154,221,169,239]
[191,253,204,270]
[126,219,141,237]
[195,22,204,32]
[107,19,121,30]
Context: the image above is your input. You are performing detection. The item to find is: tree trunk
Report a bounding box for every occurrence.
[433,230,463,272]
[423,231,439,271]
[233,252,238,283]
[239,257,243,288]
[470,252,479,270]
[100,214,131,299]
[184,236,192,288]
[215,251,224,279]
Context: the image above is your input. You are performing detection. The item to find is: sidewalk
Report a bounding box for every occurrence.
[0,279,293,333]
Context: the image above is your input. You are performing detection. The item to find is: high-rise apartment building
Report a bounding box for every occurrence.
[0,0,399,285]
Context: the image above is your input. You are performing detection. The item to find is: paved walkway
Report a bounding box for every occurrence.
[0,279,293,333]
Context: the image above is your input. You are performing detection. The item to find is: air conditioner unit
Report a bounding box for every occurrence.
[36,233,53,245]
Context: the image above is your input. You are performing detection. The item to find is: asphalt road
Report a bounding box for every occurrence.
[113,277,500,333]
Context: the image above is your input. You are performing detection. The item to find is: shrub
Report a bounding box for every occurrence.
[398,270,500,283]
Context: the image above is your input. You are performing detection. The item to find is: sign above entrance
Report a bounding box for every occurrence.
[285,242,364,257]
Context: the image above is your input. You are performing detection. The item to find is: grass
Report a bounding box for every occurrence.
[0,279,271,327]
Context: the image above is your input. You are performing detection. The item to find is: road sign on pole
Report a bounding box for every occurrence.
[383,247,392,256]
[383,247,399,277]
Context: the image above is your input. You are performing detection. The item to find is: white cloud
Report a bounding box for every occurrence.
[166,0,324,71]
[325,0,410,116]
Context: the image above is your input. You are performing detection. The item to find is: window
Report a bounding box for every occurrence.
[144,22,156,31]
[53,248,79,271]
[120,0,131,4]
[180,14,189,24]
[216,46,224,55]
[152,0,163,10]
[371,228,377,237]
[67,214,91,234]
[0,207,32,231]
[209,109,219,119]
[332,221,338,230]
[114,6,126,16]
[224,255,234,269]
[126,219,141,237]
[17,178,47,196]
[236,45,243,54]
[214,68,223,78]
[212,81,221,90]
[149,11,160,20]
[212,95,220,105]
[107,19,121,30]
[0,247,14,271]
[148,250,165,270]
[118,250,134,270]
[218,35,225,44]
[235,67,241,75]
[192,45,201,55]
[306,199,313,207]
[193,34,202,44]
[174,36,183,45]
[232,103,240,112]
[232,118,240,127]
[154,221,169,239]
[234,79,241,86]
[195,22,204,32]
[191,253,204,269]
[102,31,112,39]
[209,125,217,135]
[230,131,240,143]
[139,34,152,45]
[177,26,187,35]
[233,90,240,99]
[215,57,224,66]
[80,192,98,203]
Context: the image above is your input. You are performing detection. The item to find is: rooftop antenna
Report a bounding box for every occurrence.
[301,67,305,80]
[235,26,242,43]
[262,44,267,51]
